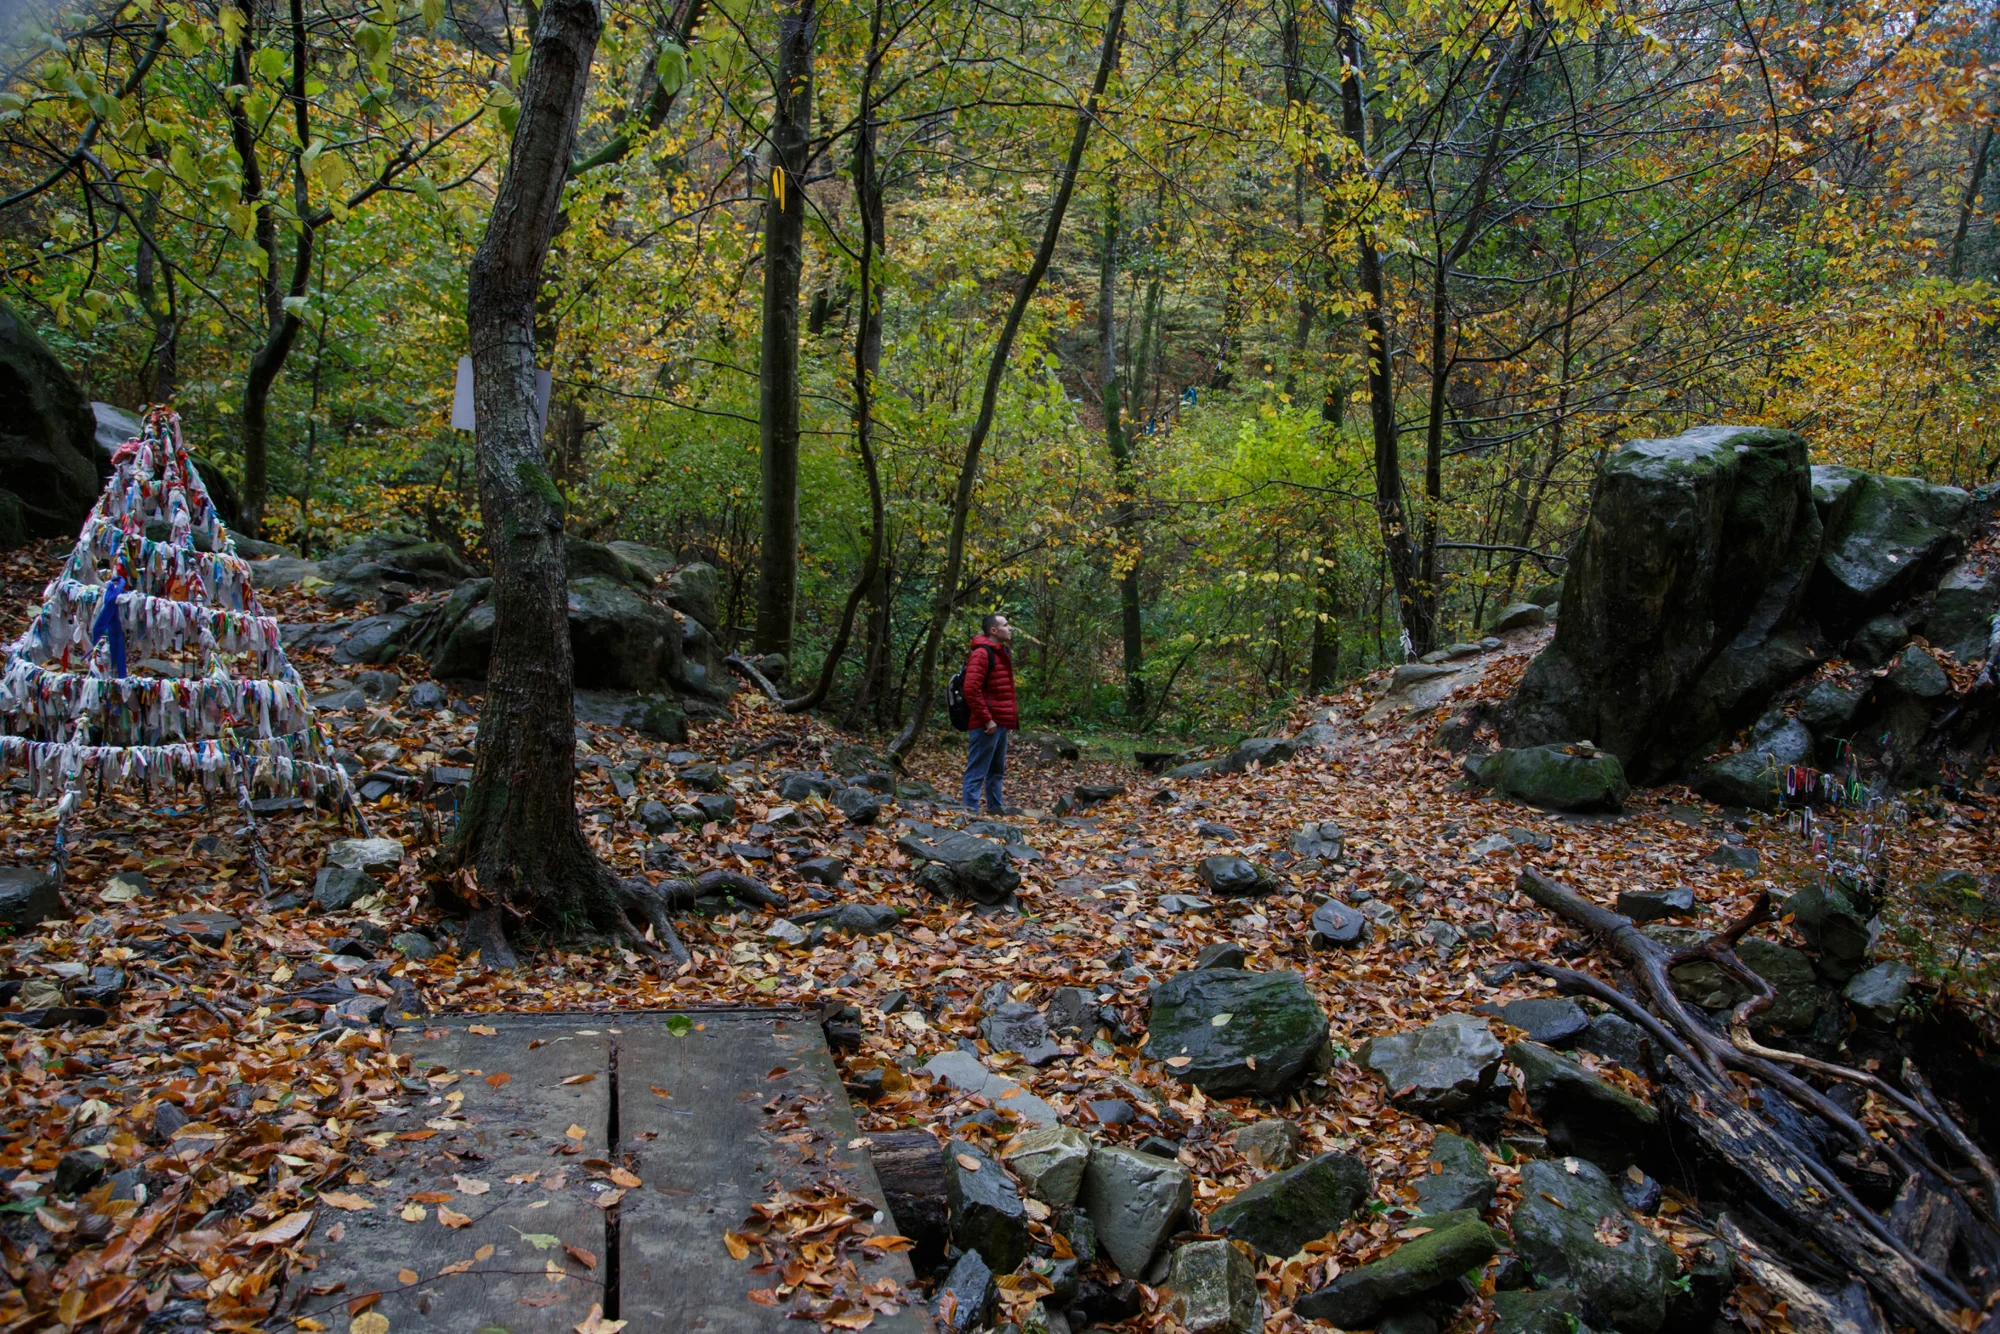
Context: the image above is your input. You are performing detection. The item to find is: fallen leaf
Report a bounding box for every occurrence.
[476,1244,495,1262]
[574,1303,627,1333]
[955,1154,981,1172]
[486,1072,512,1088]
[409,1191,453,1204]
[1165,1056,1193,1068]
[244,1209,314,1248]
[748,1289,781,1306]
[725,1231,752,1261]
[566,1124,587,1141]
[468,1024,498,1036]
[561,1073,595,1086]
[565,1243,598,1270]
[862,1235,914,1251]
[438,1205,472,1229]
[349,1313,390,1334]
[650,1085,672,1098]
[608,1167,641,1189]
[519,1291,563,1308]
[320,1191,375,1211]
[517,1232,561,1250]
[455,1176,491,1196]
[397,1270,417,1286]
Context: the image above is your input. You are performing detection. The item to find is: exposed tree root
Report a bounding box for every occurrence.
[1514,866,1998,1334]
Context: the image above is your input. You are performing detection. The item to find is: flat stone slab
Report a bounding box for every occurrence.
[281,1011,923,1333]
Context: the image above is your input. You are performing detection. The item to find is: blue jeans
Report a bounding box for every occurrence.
[963,726,1009,812]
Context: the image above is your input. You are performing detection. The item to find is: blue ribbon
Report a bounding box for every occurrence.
[90,576,127,677]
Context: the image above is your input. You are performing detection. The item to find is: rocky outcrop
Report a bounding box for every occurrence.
[0,302,102,545]
[1502,424,1994,786]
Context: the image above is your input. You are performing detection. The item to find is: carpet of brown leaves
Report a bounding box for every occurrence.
[0,536,1995,1332]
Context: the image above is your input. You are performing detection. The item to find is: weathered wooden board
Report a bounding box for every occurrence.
[618,1014,927,1332]
[279,1012,927,1334]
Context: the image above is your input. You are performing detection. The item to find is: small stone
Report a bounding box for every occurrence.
[1359,1013,1504,1120]
[1469,833,1514,859]
[1227,1119,1302,1170]
[638,800,675,833]
[1164,1239,1261,1334]
[164,912,239,946]
[390,932,435,961]
[1414,1132,1495,1215]
[932,1249,998,1334]
[313,866,376,910]
[945,1140,1031,1273]
[678,762,727,792]
[1617,887,1697,921]
[1196,856,1273,897]
[324,837,404,873]
[408,682,448,710]
[1081,1145,1194,1276]
[836,787,885,824]
[1704,845,1760,872]
[1291,822,1345,862]
[53,1150,105,1197]
[1788,883,1873,980]
[1205,1151,1370,1258]
[1197,821,1240,840]
[0,868,64,931]
[765,919,809,947]
[1421,919,1464,952]
[1158,894,1213,915]
[1046,986,1097,1034]
[1844,961,1916,1023]
[1497,998,1588,1048]
[1003,1125,1092,1206]
[1308,899,1368,948]
[1089,1099,1135,1126]
[152,1101,189,1141]
[1195,942,1248,970]
[796,855,845,886]
[695,792,738,822]
[981,1001,1064,1066]
[1620,1169,1663,1215]
[924,1051,1058,1126]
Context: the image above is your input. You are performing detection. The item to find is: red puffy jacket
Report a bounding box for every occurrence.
[963,634,1019,730]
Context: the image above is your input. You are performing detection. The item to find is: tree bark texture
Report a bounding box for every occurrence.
[753,0,817,659]
[1099,185,1144,717]
[887,0,1127,761]
[454,0,621,942]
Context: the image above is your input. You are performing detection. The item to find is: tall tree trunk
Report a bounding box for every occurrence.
[1099,185,1144,717]
[1950,122,1994,281]
[887,0,1127,761]
[1337,0,1431,656]
[753,0,816,659]
[1309,538,1341,691]
[453,0,620,953]
[134,176,176,403]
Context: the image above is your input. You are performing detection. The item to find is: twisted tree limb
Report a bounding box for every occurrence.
[1513,867,1992,1334]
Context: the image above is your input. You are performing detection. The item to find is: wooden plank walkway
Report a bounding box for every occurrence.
[275,1012,928,1333]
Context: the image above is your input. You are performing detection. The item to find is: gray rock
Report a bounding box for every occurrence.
[1002,1125,1091,1206]
[1214,736,1298,774]
[1467,744,1630,812]
[566,575,677,692]
[1928,561,2000,660]
[777,771,839,802]
[1414,1132,1495,1214]
[1295,1209,1499,1327]
[1291,821,1345,861]
[1196,942,1248,970]
[408,681,448,711]
[1469,833,1515,858]
[1815,468,1970,630]
[0,868,63,931]
[1166,759,1220,780]
[1081,1145,1194,1276]
[764,919,809,947]
[325,837,404,873]
[1499,998,1589,1048]
[1578,1014,1648,1070]
[0,308,103,540]
[1797,679,1866,733]
[923,1051,1058,1126]
[1158,894,1213,915]
[390,932,435,961]
[796,856,845,887]
[1617,887,1697,921]
[898,831,1021,904]
[638,800,675,833]
[678,761,726,792]
[164,912,239,945]
[1205,1151,1370,1258]
[1164,1239,1261,1334]
[931,1249,997,1334]
[1737,938,1825,1031]
[1227,1119,1302,1170]
[1511,1158,1677,1334]
[982,1001,1064,1066]
[1046,986,1097,1034]
[1196,821,1239,840]
[1493,602,1549,632]
[693,792,738,823]
[835,787,885,824]
[1493,1289,1583,1334]
[1508,1041,1659,1172]
[1147,969,1330,1099]
[1885,643,1951,699]
[1360,1013,1504,1119]
[1506,426,1822,781]
[312,866,376,909]
[1704,844,1761,871]
[1788,882,1872,980]
[1308,899,1368,948]
[1421,919,1465,952]
[944,1140,1031,1273]
[1196,855,1275,896]
[1697,719,1813,811]
[1844,960,1916,1023]
[1393,663,1461,688]
[796,902,899,936]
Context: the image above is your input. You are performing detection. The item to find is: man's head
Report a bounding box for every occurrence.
[982,612,1013,643]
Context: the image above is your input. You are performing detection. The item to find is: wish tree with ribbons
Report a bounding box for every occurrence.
[0,407,365,887]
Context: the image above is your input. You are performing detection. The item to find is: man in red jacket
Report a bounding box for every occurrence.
[961,613,1019,814]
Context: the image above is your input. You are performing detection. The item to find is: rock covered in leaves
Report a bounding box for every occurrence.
[1294,1208,1499,1327]
[1204,1151,1370,1257]
[1146,968,1330,1099]
[1360,1013,1504,1120]
[1511,1158,1678,1334]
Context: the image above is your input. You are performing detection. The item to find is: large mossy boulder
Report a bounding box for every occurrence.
[1927,561,2000,661]
[1294,1209,1498,1327]
[1147,969,1330,1099]
[1466,744,1629,812]
[1505,426,1819,781]
[1813,466,1970,633]
[568,575,679,691]
[0,301,101,544]
[1695,717,1813,811]
[1511,1159,1677,1334]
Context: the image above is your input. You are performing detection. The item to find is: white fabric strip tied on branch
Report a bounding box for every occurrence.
[0,406,366,837]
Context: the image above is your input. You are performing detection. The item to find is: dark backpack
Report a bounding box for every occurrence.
[946,645,994,731]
